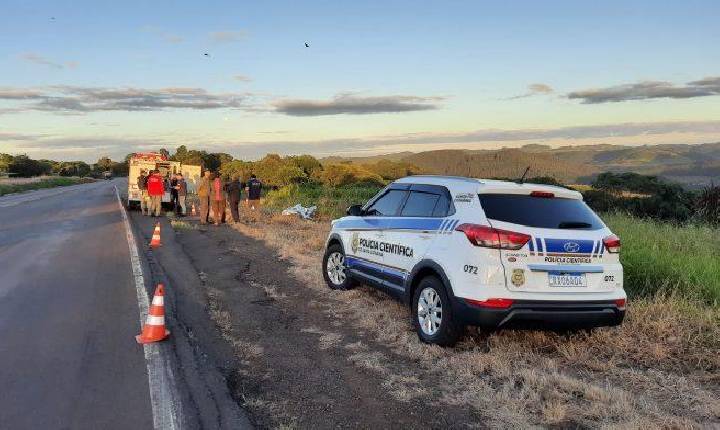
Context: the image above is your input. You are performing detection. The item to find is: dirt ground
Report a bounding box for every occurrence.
[167,212,720,429]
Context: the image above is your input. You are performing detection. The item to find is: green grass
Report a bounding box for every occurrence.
[0,177,95,196]
[604,213,720,305]
[264,183,381,219]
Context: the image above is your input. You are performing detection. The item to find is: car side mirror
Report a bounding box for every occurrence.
[346,204,364,216]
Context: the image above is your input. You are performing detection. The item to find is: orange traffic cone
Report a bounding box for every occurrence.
[191,203,197,217]
[149,222,161,247]
[136,284,170,344]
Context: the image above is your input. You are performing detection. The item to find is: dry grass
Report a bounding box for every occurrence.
[229,212,720,428]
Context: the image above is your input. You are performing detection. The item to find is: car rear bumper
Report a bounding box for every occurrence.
[454,299,625,329]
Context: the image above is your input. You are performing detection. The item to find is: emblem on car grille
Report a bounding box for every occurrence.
[563,241,581,253]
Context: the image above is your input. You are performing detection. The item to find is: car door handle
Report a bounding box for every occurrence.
[374,232,385,238]
[419,234,432,240]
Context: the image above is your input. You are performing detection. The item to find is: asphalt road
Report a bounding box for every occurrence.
[0,179,153,429]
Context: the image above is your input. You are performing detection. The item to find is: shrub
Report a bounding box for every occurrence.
[264,183,381,219]
[317,163,384,187]
[695,184,720,226]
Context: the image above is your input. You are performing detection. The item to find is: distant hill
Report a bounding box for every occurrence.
[322,142,720,188]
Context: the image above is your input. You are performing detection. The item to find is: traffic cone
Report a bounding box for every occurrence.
[149,222,161,247]
[191,203,197,217]
[136,284,170,344]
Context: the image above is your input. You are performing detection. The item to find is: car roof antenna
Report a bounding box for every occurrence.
[518,166,531,184]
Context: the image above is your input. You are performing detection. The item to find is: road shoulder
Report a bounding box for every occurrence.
[128,211,253,429]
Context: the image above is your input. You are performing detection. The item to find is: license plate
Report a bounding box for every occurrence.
[548,272,586,287]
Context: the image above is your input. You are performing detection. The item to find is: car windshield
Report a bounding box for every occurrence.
[478,194,604,230]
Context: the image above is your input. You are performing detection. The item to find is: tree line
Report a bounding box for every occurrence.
[0,154,129,178]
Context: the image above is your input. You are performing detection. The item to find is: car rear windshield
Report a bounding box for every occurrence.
[478,194,604,230]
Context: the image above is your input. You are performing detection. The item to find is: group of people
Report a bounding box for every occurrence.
[136,169,262,225]
[136,169,188,217]
[196,170,262,226]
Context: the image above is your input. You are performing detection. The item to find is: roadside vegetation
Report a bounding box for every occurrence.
[0,176,96,196]
[605,213,720,305]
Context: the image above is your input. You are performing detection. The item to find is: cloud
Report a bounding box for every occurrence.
[274,94,444,116]
[0,88,45,99]
[19,53,65,69]
[0,132,38,141]
[0,86,249,113]
[507,83,554,99]
[234,74,253,82]
[142,26,184,44]
[210,30,247,43]
[568,76,720,103]
[161,33,183,44]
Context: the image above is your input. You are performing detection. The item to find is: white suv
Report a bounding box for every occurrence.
[322,176,626,346]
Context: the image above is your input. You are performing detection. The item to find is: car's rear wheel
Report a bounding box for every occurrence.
[322,243,357,290]
[412,276,462,346]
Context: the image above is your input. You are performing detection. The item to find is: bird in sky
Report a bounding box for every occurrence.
[304,42,309,48]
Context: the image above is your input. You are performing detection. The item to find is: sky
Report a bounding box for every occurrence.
[1,0,719,162]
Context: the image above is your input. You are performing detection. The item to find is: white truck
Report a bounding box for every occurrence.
[127,152,202,209]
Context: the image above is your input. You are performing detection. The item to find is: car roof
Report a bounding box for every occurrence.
[394,175,582,199]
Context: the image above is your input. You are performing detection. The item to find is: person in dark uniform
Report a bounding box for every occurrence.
[245,174,262,212]
[170,173,179,213]
[225,174,242,223]
[137,169,149,215]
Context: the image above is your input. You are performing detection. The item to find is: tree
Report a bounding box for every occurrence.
[0,154,13,174]
[171,145,188,162]
[221,160,254,181]
[57,161,91,177]
[96,156,114,172]
[288,155,323,177]
[365,160,423,180]
[319,163,384,187]
[8,155,51,177]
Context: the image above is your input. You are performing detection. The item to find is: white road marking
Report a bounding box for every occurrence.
[114,185,184,430]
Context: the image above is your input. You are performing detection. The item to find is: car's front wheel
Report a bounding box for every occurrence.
[322,243,357,290]
[412,276,463,346]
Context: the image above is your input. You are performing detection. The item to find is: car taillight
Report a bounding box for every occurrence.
[603,235,621,253]
[530,191,554,198]
[614,298,626,310]
[456,224,530,250]
[465,298,514,309]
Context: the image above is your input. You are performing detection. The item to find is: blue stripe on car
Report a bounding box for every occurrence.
[345,256,408,279]
[535,238,544,254]
[543,238,595,254]
[334,218,445,231]
[528,237,535,252]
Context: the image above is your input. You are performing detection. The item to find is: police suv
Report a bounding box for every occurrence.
[323,176,626,346]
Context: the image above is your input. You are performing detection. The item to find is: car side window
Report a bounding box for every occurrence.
[400,191,440,217]
[364,189,409,216]
[432,193,452,217]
